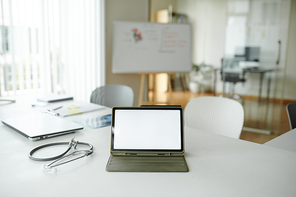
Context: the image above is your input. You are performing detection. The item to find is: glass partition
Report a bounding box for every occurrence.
[150,0,291,140]
[222,0,289,136]
[172,0,291,140]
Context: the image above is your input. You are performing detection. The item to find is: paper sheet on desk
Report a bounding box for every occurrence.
[73,114,111,129]
[55,103,105,117]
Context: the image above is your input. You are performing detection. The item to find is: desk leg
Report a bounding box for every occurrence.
[259,73,264,103]
[266,73,271,103]
[222,78,226,98]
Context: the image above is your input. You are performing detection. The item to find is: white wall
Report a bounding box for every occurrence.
[105,0,149,106]
[175,0,226,67]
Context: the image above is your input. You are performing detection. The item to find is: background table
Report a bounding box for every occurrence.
[213,66,276,103]
[1,96,296,197]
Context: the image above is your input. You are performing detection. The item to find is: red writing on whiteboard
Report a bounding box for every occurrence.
[163,39,187,48]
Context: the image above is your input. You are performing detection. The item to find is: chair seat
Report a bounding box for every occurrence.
[223,72,246,83]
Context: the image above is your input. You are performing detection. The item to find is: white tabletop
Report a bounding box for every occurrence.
[1,97,296,197]
[264,128,296,152]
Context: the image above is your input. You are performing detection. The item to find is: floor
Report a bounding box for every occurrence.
[145,90,292,144]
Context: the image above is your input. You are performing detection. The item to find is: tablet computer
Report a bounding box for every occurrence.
[106,106,188,172]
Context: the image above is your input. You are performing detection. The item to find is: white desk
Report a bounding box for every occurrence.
[1,96,296,197]
[264,128,296,152]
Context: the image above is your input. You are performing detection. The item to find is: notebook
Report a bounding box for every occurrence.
[105,106,189,172]
[1,112,83,141]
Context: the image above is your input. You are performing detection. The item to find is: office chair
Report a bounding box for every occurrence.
[184,96,244,139]
[286,102,296,130]
[221,58,246,102]
[90,85,134,108]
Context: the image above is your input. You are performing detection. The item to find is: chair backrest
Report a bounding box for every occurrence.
[221,58,246,83]
[286,102,296,130]
[90,85,134,108]
[184,96,244,139]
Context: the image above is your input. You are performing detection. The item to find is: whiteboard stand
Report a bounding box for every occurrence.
[138,73,173,106]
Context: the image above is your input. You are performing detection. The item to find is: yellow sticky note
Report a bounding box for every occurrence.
[67,110,82,115]
[67,105,79,109]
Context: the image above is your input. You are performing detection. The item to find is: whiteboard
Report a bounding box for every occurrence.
[112,21,192,73]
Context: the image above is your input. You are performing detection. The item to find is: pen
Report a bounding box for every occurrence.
[52,106,63,110]
[45,110,59,116]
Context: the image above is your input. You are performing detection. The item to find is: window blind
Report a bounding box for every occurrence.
[0,0,105,102]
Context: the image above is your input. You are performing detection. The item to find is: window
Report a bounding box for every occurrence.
[0,0,105,102]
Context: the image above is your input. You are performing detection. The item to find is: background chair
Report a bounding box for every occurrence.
[221,58,246,102]
[184,96,244,139]
[90,85,134,108]
[286,102,296,130]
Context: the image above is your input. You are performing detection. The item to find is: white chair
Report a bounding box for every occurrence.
[184,96,244,139]
[90,85,134,108]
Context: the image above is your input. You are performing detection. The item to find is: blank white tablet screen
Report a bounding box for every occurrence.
[114,110,181,150]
